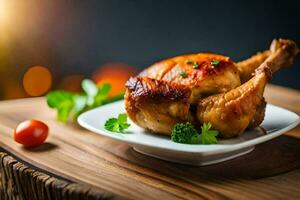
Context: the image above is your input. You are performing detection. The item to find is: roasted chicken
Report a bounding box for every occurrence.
[125,39,299,138]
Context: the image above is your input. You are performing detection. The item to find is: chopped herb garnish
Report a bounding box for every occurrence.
[185,60,199,69]
[171,122,219,144]
[211,60,220,66]
[104,113,131,133]
[193,62,199,69]
[171,122,200,144]
[179,70,188,78]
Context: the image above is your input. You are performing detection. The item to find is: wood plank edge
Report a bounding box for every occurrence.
[0,150,124,200]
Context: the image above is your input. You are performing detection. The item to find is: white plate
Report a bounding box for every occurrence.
[78,100,300,166]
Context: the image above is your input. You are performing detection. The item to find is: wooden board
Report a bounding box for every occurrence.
[0,84,300,199]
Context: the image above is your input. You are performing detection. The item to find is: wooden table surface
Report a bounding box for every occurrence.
[0,84,300,200]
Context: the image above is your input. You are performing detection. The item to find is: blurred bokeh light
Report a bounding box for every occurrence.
[58,75,84,92]
[0,0,299,101]
[0,1,138,99]
[93,63,137,96]
[2,79,26,99]
[23,66,52,96]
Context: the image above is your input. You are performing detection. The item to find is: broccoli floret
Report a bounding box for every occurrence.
[171,122,201,144]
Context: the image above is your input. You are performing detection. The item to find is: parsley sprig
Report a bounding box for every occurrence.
[211,60,219,66]
[193,62,199,69]
[46,79,124,122]
[185,60,199,69]
[179,70,188,78]
[171,122,219,144]
[104,113,131,133]
[171,122,200,144]
[200,123,218,144]
[104,115,218,144]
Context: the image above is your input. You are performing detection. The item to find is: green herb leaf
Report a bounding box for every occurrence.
[46,91,74,108]
[82,79,98,106]
[211,60,219,66]
[98,83,111,96]
[82,79,98,96]
[200,123,219,144]
[46,79,125,123]
[104,113,131,133]
[118,113,131,130]
[104,118,119,132]
[94,83,111,107]
[179,70,188,78]
[72,95,87,119]
[171,122,200,144]
[46,91,75,122]
[171,122,218,144]
[118,113,127,123]
[105,92,125,103]
[193,62,199,69]
[57,100,73,122]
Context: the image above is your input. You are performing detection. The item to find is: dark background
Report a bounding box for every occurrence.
[1,0,300,99]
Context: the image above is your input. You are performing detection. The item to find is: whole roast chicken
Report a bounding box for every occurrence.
[125,39,299,138]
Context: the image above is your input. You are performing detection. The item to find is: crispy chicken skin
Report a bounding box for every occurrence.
[140,53,241,104]
[125,77,192,134]
[125,39,299,137]
[197,67,271,138]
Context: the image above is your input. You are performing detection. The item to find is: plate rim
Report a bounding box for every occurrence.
[77,100,300,155]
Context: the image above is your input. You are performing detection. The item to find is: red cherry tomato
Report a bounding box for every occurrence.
[14,120,49,147]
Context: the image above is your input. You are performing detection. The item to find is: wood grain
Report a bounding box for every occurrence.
[0,84,300,200]
[0,152,120,200]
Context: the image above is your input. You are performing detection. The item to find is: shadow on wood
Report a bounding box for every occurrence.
[21,142,58,152]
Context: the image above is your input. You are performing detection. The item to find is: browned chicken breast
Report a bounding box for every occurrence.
[125,39,299,138]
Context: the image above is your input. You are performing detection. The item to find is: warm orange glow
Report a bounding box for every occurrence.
[58,75,84,92]
[0,1,11,73]
[23,66,52,96]
[3,79,26,99]
[92,63,137,96]
[0,1,10,26]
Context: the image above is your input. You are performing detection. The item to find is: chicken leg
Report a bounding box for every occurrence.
[197,39,299,138]
[236,39,298,83]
